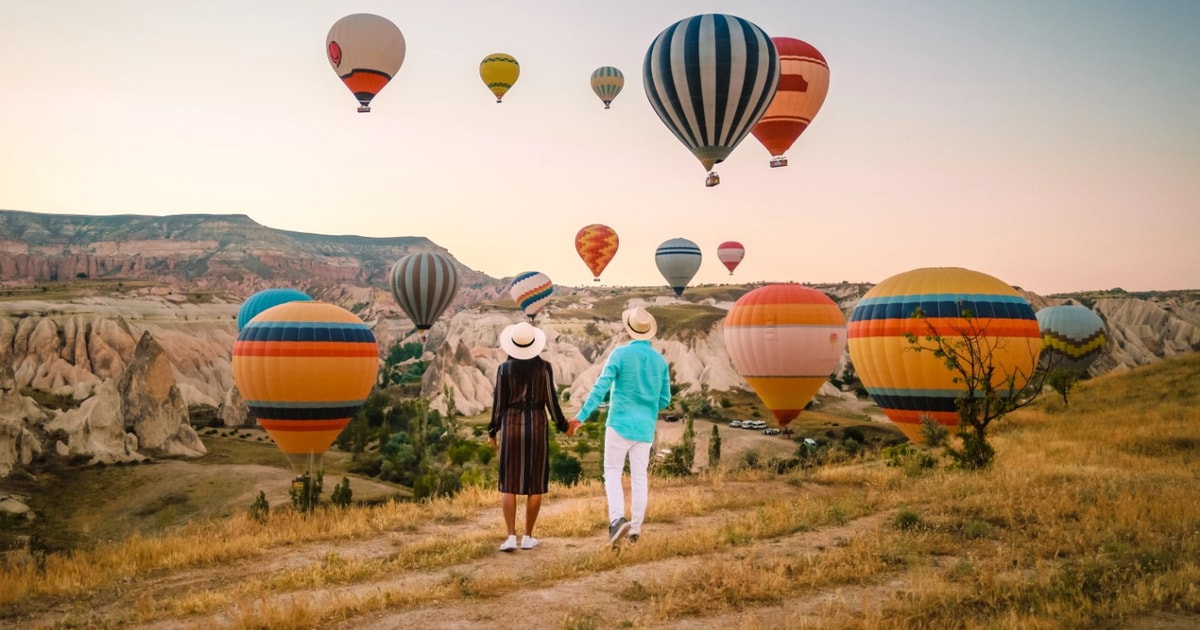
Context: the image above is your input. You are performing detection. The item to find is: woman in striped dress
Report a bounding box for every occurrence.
[487,322,568,551]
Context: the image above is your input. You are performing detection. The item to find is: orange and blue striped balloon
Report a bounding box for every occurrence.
[232,301,378,471]
[847,267,1041,442]
[724,283,846,427]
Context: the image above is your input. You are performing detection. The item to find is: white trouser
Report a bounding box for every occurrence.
[604,426,651,534]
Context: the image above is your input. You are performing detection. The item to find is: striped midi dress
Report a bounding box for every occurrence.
[488,357,568,495]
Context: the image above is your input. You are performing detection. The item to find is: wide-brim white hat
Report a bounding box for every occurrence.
[499,322,547,360]
[622,307,657,341]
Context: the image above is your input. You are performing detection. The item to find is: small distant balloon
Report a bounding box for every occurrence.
[510,271,552,320]
[326,14,407,113]
[575,224,619,282]
[590,66,624,109]
[237,288,312,331]
[716,241,745,275]
[480,53,520,103]
[655,238,702,297]
[1036,305,1107,374]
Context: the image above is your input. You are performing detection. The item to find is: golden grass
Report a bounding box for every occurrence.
[4,353,1198,628]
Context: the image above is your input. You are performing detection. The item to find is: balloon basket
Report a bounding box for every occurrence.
[769,156,788,168]
[357,106,371,113]
[705,172,721,187]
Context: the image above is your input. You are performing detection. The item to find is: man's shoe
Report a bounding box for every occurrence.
[521,536,540,550]
[499,535,518,552]
[608,517,630,548]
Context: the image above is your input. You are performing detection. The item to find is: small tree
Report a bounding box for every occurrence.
[708,424,722,469]
[249,490,270,523]
[330,477,353,509]
[1046,367,1079,406]
[289,470,324,513]
[904,306,1048,470]
[679,416,696,471]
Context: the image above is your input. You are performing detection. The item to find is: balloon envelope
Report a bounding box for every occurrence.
[724,284,846,427]
[575,224,619,281]
[510,271,553,320]
[480,53,520,102]
[847,267,1041,442]
[643,14,780,181]
[655,238,702,297]
[238,288,312,331]
[751,37,830,164]
[1036,305,1107,374]
[590,66,624,108]
[232,301,378,472]
[716,241,745,274]
[389,253,459,332]
[326,14,406,112]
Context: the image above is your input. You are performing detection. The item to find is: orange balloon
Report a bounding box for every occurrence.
[750,37,829,167]
[575,224,619,281]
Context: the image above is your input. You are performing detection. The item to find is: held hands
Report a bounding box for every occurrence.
[566,419,582,438]
[487,436,497,450]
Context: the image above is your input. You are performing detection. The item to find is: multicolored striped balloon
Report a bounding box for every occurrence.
[510,271,553,320]
[655,237,702,297]
[847,267,1041,442]
[643,13,780,186]
[724,284,846,427]
[590,66,625,109]
[326,14,406,113]
[751,37,830,167]
[237,288,312,331]
[1036,305,1107,374]
[389,252,459,332]
[232,301,378,471]
[575,224,619,281]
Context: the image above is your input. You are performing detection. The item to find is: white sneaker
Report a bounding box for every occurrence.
[521,536,540,550]
[499,535,517,552]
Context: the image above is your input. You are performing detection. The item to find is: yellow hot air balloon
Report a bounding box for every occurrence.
[590,66,624,109]
[326,14,407,113]
[847,267,1042,442]
[480,53,520,103]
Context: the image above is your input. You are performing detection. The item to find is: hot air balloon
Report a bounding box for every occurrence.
[510,271,552,320]
[724,284,846,427]
[643,14,780,187]
[716,241,745,275]
[575,224,619,282]
[847,267,1042,443]
[326,14,407,113]
[237,288,312,331]
[590,66,624,109]
[1036,305,1107,374]
[750,37,829,168]
[389,253,459,334]
[232,301,378,472]
[480,53,520,103]
[655,238,702,297]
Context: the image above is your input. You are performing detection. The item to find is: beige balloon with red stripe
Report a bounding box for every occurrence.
[326,14,407,113]
[751,37,830,167]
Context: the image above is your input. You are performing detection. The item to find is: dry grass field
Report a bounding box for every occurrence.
[1,352,1198,629]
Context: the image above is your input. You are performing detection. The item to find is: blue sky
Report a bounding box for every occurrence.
[1,1,1196,294]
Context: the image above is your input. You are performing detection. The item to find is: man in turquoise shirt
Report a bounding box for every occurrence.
[568,306,671,548]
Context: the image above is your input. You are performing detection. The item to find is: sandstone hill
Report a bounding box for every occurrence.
[0,210,1197,484]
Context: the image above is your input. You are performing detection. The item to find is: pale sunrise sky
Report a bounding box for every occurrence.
[1,1,1197,294]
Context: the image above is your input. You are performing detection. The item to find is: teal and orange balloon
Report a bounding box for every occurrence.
[847,267,1041,442]
[510,271,553,320]
[590,66,624,109]
[724,284,846,427]
[575,224,619,282]
[232,301,378,471]
[1036,304,1107,374]
[237,288,312,331]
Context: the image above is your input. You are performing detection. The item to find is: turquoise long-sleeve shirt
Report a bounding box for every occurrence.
[575,340,671,443]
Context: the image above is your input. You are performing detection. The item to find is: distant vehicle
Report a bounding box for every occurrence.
[762,428,782,436]
[746,420,767,430]
[729,421,742,428]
